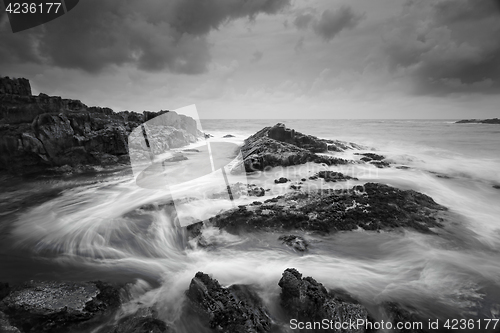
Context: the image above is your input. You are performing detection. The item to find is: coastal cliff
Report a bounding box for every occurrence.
[0,77,201,175]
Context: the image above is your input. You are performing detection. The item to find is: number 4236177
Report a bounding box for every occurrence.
[444,318,499,330]
[5,2,62,14]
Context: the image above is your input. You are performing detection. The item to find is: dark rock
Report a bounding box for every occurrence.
[0,77,31,96]
[278,268,367,333]
[0,283,9,301]
[111,308,170,333]
[183,148,200,152]
[455,118,500,124]
[223,134,235,138]
[0,280,120,333]
[274,177,289,184]
[211,183,266,199]
[301,178,306,181]
[253,201,263,205]
[204,133,213,138]
[493,185,500,190]
[355,153,385,161]
[209,183,446,234]
[381,302,426,333]
[278,235,309,251]
[0,76,201,175]
[241,125,350,172]
[0,311,21,333]
[369,160,390,168]
[315,171,358,182]
[186,272,272,333]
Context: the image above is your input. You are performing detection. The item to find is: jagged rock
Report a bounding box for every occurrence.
[0,281,120,333]
[0,311,21,333]
[274,177,289,184]
[0,77,31,96]
[186,272,272,333]
[381,302,426,333]
[210,183,266,199]
[0,76,201,175]
[310,171,358,182]
[241,127,350,172]
[278,235,309,251]
[110,308,170,333]
[208,183,446,234]
[278,268,367,333]
[355,153,390,168]
[455,118,500,124]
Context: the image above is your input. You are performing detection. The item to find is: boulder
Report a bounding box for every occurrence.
[186,272,272,333]
[278,268,367,333]
[208,183,447,234]
[278,235,309,251]
[0,280,120,333]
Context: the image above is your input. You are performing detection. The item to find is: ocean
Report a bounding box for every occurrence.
[1,119,499,332]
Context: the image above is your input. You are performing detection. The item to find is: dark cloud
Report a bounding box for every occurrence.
[313,7,364,41]
[251,51,263,63]
[383,0,500,95]
[290,6,364,41]
[293,12,314,30]
[0,0,290,74]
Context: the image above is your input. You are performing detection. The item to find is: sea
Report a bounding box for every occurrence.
[0,119,499,332]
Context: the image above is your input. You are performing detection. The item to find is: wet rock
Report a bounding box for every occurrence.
[381,302,426,333]
[211,183,266,199]
[0,76,201,175]
[355,153,390,168]
[111,308,170,333]
[278,235,309,251]
[0,311,21,333]
[278,268,367,333]
[186,272,272,333]
[315,171,358,182]
[274,177,289,184]
[162,153,188,163]
[209,183,446,234]
[240,124,351,172]
[455,118,500,124]
[0,280,120,333]
[492,185,500,190]
[223,134,235,138]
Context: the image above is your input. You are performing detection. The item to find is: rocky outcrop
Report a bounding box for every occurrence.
[455,118,500,124]
[0,77,32,96]
[354,153,390,168]
[241,124,352,172]
[278,268,367,333]
[309,171,358,181]
[208,183,446,234]
[0,280,120,333]
[0,77,201,174]
[186,272,273,333]
[278,235,309,251]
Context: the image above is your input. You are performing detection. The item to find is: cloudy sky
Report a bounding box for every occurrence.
[1,0,500,119]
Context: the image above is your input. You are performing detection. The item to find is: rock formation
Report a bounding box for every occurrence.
[208,183,446,234]
[0,76,201,174]
[455,118,500,124]
[0,281,120,333]
[278,268,367,333]
[186,272,273,333]
[240,124,354,172]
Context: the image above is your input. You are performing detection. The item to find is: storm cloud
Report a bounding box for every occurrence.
[0,0,290,74]
[383,0,500,95]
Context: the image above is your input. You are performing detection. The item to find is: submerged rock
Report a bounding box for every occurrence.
[186,272,272,333]
[455,118,500,124]
[310,171,358,182]
[381,302,426,333]
[355,153,390,168]
[0,280,120,333]
[278,268,367,333]
[110,308,170,333]
[278,235,309,251]
[209,183,446,234]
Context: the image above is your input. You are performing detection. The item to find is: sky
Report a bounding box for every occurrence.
[1,0,500,119]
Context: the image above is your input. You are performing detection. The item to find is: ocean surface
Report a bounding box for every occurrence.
[1,119,499,332]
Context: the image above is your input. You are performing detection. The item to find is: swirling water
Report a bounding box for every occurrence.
[0,119,499,332]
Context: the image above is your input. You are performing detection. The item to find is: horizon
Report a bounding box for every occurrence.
[2,0,500,119]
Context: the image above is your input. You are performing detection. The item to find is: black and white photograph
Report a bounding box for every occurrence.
[1,0,500,332]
